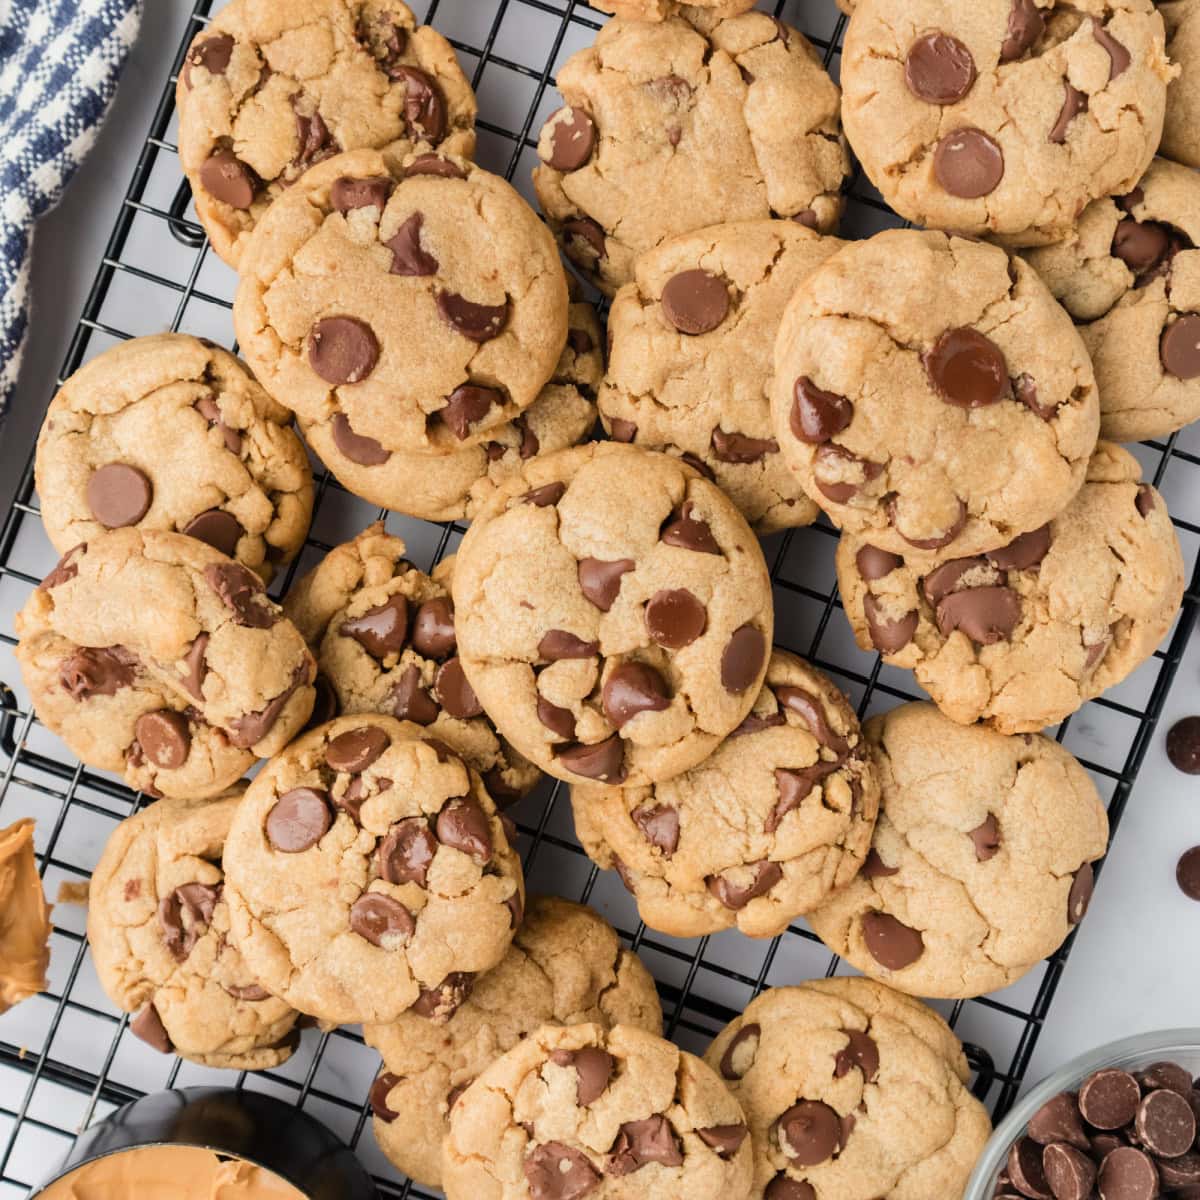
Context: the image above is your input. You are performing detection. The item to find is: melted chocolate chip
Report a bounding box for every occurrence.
[578,558,634,612]
[341,594,408,659]
[933,128,1004,198]
[661,269,729,335]
[904,33,977,104]
[308,316,379,385]
[87,463,152,528]
[543,106,596,171]
[645,588,706,649]
[555,736,626,784]
[861,910,924,969]
[385,211,438,276]
[925,327,1010,407]
[437,292,508,343]
[660,501,720,554]
[791,377,853,444]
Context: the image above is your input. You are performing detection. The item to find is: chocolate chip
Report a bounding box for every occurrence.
[550,1046,614,1105]
[863,595,918,654]
[524,1142,600,1200]
[775,686,849,754]
[1007,1136,1051,1198]
[1098,1146,1159,1200]
[447,1080,472,1110]
[856,545,903,581]
[696,1124,747,1159]
[1138,1062,1195,1098]
[436,796,493,864]
[813,445,883,504]
[922,556,990,607]
[437,384,502,439]
[777,1100,841,1166]
[1029,1093,1089,1150]
[331,413,390,465]
[378,818,437,886]
[578,558,634,612]
[732,710,787,737]
[1119,188,1146,214]
[180,633,208,701]
[1050,82,1088,144]
[327,725,390,773]
[404,153,467,179]
[87,463,152,528]
[411,972,474,1021]
[265,787,331,852]
[182,509,242,557]
[1068,862,1094,924]
[563,217,607,267]
[331,175,393,214]
[988,525,1052,571]
[1136,1088,1196,1158]
[130,1003,173,1054]
[1013,373,1056,422]
[195,395,243,454]
[543,106,596,171]
[608,1115,683,1175]
[706,860,782,909]
[412,598,456,658]
[891,496,968,551]
[936,587,1022,644]
[435,657,482,719]
[933,128,1004,198]
[861,849,899,878]
[721,624,765,693]
[765,1179,815,1200]
[538,630,598,662]
[791,377,854,443]
[555,736,626,784]
[1135,484,1157,519]
[968,813,1001,861]
[60,646,137,700]
[134,710,190,769]
[437,292,508,343]
[609,417,636,442]
[40,545,84,590]
[1080,1069,1141,1129]
[1093,19,1131,80]
[602,662,670,728]
[1167,717,1200,775]
[390,664,439,724]
[200,149,257,209]
[205,561,276,629]
[385,211,438,276]
[832,1029,879,1082]
[184,33,234,87]
[229,661,310,749]
[631,803,679,856]
[341,594,408,658]
[925,327,1010,408]
[719,1024,760,1080]
[308,316,379,385]
[350,893,414,947]
[905,33,977,104]
[661,269,728,335]
[225,982,271,1002]
[524,482,565,507]
[1091,1133,1127,1161]
[661,500,720,554]
[645,588,706,649]
[392,65,446,142]
[158,881,221,961]
[1113,219,1171,276]
[293,105,337,169]
[1161,314,1200,380]
[369,1072,401,1121]
[1001,0,1045,61]
[768,764,838,833]
[862,911,924,969]
[1177,846,1200,901]
[537,695,576,740]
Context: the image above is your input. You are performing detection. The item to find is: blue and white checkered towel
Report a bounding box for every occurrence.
[0,0,141,421]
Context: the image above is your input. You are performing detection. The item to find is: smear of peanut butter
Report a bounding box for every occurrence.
[0,819,51,1013]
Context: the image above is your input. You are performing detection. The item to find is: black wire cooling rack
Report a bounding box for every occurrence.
[1,1,1199,1196]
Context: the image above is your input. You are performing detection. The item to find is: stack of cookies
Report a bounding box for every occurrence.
[12,0,1199,1197]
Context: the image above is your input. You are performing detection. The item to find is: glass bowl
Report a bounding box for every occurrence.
[964,1028,1200,1199]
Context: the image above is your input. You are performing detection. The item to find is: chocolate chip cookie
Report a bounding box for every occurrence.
[176,0,476,266]
[1022,157,1200,441]
[837,443,1185,733]
[442,1021,754,1200]
[233,145,569,457]
[222,714,524,1025]
[840,0,1174,245]
[770,229,1100,558]
[1161,0,1200,168]
[302,297,602,519]
[704,978,992,1200]
[451,443,774,788]
[364,895,663,1190]
[284,522,540,804]
[35,334,312,581]
[88,791,300,1069]
[532,10,848,295]
[571,650,879,939]
[15,530,316,801]
[808,702,1109,999]
[600,220,838,535]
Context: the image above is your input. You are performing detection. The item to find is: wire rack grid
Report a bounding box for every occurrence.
[0,1,1198,1196]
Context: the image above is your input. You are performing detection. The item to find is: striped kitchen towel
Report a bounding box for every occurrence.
[0,0,141,421]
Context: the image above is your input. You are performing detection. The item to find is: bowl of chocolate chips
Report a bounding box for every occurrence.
[966,1030,1200,1200]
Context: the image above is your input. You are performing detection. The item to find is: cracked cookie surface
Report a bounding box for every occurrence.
[1160,0,1200,167]
[451,443,774,789]
[303,299,603,519]
[571,650,879,939]
[233,145,569,457]
[807,702,1109,999]
[1022,156,1200,440]
[35,334,313,582]
[88,792,301,1069]
[222,714,524,1024]
[176,0,476,266]
[532,10,849,295]
[600,220,836,535]
[364,895,663,1190]
[15,529,316,800]
[284,522,541,804]
[770,229,1100,559]
[442,1021,753,1200]
[841,0,1173,246]
[704,977,992,1200]
[837,443,1184,733]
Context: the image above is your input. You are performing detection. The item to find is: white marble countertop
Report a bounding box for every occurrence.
[2,0,1198,1144]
